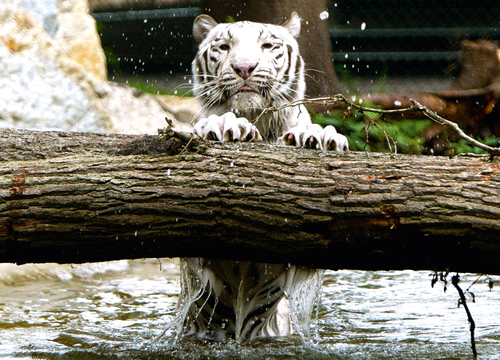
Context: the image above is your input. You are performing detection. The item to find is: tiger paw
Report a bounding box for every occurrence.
[193,113,262,142]
[282,124,349,151]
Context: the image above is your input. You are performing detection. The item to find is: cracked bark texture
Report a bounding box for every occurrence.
[1,128,499,274]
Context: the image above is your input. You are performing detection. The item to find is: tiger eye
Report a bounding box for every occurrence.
[219,44,230,51]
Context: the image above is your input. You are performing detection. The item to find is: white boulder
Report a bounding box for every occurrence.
[0,0,194,135]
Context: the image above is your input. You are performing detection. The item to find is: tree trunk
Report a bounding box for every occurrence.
[1,128,500,274]
[200,0,345,96]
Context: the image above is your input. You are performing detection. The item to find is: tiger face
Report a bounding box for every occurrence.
[192,13,307,128]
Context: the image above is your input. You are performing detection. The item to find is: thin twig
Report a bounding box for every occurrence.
[254,94,500,156]
[465,274,486,294]
[159,118,206,155]
[409,99,500,156]
[452,274,478,357]
[360,111,397,153]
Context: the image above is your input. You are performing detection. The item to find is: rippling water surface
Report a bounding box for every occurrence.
[0,259,499,359]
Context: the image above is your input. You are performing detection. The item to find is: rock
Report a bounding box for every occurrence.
[94,81,193,134]
[157,95,200,124]
[56,0,108,81]
[0,0,194,135]
[5,0,60,37]
[0,4,109,133]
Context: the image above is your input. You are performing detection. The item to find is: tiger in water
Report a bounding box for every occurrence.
[178,12,348,343]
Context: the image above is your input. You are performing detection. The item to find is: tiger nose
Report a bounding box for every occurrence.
[232,62,258,79]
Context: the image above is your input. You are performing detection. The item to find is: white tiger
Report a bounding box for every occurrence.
[191,12,349,150]
[177,13,347,344]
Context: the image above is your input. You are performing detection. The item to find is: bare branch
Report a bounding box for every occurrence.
[409,99,500,156]
[360,111,397,154]
[452,275,478,358]
[254,94,500,156]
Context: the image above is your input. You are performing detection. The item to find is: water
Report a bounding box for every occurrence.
[0,260,499,359]
[176,259,323,344]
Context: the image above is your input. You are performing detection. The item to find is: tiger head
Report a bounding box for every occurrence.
[192,13,306,127]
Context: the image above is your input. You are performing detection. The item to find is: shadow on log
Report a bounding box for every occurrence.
[1,127,500,274]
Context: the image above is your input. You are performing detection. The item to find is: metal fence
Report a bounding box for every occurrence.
[93,1,500,90]
[329,0,500,79]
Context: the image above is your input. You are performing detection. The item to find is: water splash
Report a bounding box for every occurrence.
[158,259,324,345]
[0,261,130,285]
[155,258,205,342]
[285,267,324,344]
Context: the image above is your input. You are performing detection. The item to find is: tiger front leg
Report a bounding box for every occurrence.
[193,113,262,142]
[282,123,349,152]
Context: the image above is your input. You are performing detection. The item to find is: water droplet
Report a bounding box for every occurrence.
[361,22,366,30]
[319,11,329,20]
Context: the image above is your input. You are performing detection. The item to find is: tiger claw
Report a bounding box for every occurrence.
[302,124,324,150]
[323,125,349,151]
[194,113,262,142]
[282,124,307,147]
[282,124,349,151]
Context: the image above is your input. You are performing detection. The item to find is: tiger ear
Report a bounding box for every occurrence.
[193,14,219,43]
[282,12,301,38]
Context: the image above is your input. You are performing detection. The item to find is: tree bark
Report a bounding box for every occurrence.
[200,0,345,96]
[1,128,500,274]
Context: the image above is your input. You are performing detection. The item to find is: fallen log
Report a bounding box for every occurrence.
[1,127,500,274]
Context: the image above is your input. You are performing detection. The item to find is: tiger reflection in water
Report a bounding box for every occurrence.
[178,12,348,343]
